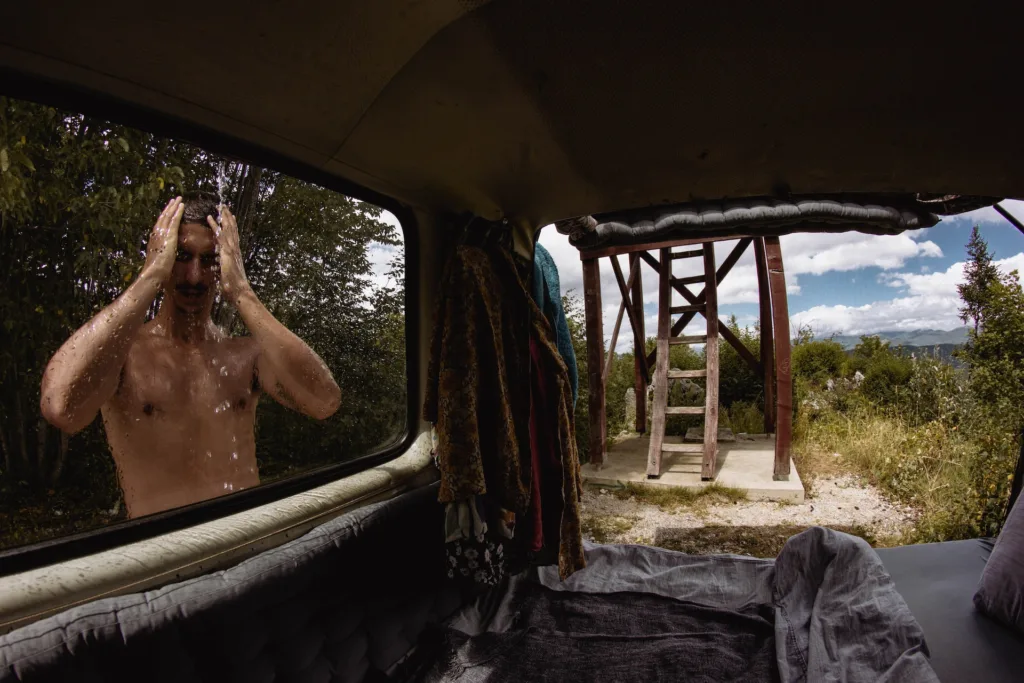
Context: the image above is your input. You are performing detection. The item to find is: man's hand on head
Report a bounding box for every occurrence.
[141,196,184,287]
[209,206,251,304]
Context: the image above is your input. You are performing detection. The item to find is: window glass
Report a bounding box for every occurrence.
[0,96,406,550]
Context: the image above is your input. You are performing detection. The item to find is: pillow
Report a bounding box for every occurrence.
[974,493,1024,633]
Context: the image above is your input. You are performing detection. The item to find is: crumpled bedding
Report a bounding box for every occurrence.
[422,527,939,683]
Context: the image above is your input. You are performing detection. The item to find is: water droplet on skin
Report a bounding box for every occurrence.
[214,399,232,414]
[220,366,228,376]
[206,450,212,458]
[231,452,238,460]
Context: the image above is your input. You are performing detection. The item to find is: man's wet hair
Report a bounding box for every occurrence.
[181,192,223,226]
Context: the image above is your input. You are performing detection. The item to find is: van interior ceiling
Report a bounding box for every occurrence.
[1,2,1023,682]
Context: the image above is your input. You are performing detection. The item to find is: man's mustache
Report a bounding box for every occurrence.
[176,285,209,295]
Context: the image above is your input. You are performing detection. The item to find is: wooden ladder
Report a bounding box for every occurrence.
[647,243,720,480]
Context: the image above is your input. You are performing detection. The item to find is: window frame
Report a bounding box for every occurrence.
[0,70,421,576]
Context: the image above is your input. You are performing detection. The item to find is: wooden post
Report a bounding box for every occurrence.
[630,253,647,432]
[582,257,607,466]
[754,238,775,433]
[764,237,791,480]
[702,243,720,480]
[647,247,673,478]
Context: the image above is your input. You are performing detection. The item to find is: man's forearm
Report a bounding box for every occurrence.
[40,274,161,432]
[234,288,341,419]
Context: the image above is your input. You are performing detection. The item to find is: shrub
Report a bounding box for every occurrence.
[861,353,913,406]
[792,339,847,384]
[901,353,967,426]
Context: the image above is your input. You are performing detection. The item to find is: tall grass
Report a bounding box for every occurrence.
[795,355,1018,542]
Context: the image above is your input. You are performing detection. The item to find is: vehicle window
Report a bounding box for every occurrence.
[0,96,406,550]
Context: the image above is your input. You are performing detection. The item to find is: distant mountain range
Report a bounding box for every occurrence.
[830,328,969,350]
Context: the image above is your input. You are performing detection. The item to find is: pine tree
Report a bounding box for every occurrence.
[958,226,1000,332]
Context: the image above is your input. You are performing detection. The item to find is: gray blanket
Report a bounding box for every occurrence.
[427,527,938,682]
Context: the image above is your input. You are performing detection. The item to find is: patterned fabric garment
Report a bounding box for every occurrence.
[526,302,585,579]
[445,535,505,586]
[424,244,585,580]
[423,245,534,516]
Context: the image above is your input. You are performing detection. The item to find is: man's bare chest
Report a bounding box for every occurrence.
[116,338,259,415]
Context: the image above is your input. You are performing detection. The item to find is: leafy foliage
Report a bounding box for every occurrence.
[791,338,847,383]
[958,226,1001,333]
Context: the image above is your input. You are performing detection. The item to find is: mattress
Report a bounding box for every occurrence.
[876,539,1023,683]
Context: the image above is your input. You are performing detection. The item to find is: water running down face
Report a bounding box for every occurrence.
[170,222,219,314]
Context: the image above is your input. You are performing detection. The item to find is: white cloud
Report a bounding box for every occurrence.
[779,231,942,276]
[941,199,1024,225]
[364,210,405,293]
[791,252,1024,335]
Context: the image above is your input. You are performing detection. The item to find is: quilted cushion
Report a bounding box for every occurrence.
[0,484,468,683]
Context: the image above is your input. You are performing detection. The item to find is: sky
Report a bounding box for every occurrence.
[536,200,1024,351]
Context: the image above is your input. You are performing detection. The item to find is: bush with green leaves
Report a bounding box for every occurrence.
[860,353,913,406]
[792,338,847,384]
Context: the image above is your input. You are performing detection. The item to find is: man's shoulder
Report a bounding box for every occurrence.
[221,334,259,353]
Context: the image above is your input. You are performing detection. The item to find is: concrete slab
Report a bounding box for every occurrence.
[583,434,805,502]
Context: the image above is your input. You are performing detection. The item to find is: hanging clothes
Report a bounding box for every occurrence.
[424,242,585,580]
[530,243,579,405]
[526,301,585,578]
[423,244,533,515]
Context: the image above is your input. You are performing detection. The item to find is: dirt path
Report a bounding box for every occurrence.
[581,476,917,557]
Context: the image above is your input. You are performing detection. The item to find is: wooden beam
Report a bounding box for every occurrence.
[645,238,753,368]
[609,256,649,383]
[638,250,662,272]
[754,237,775,433]
[647,247,672,478]
[582,257,607,466]
[580,233,753,260]
[702,242,720,480]
[765,237,792,480]
[629,253,647,432]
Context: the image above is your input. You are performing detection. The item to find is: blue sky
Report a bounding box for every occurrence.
[537,200,1024,350]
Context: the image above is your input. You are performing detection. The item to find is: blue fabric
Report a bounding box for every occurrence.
[531,244,578,405]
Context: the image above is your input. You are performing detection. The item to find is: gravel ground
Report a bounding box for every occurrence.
[582,475,918,548]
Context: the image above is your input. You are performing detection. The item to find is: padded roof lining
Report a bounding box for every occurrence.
[573,196,941,251]
[2,1,1023,223]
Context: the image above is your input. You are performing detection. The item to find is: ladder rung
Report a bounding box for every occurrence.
[668,369,707,379]
[670,304,705,314]
[669,334,707,345]
[670,249,704,260]
[665,406,705,415]
[672,275,706,286]
[662,443,704,453]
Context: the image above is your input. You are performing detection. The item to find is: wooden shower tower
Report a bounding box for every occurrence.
[579,234,793,482]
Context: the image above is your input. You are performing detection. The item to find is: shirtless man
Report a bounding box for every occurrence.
[40,194,341,518]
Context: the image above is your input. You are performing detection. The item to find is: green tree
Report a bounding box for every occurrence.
[958,226,1000,333]
[954,229,1024,534]
[716,315,763,408]
[792,338,847,384]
